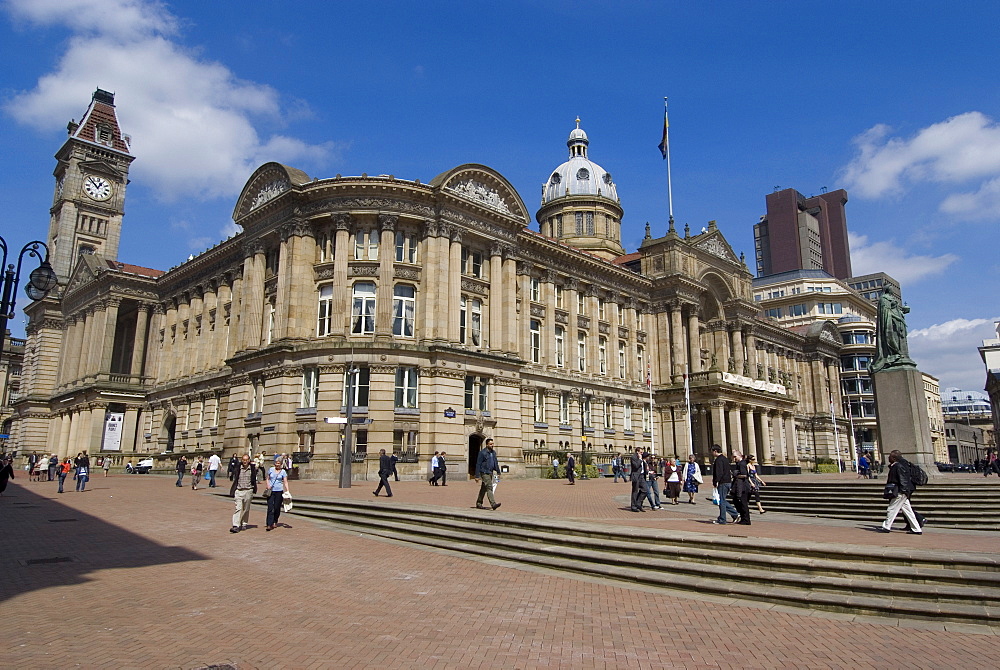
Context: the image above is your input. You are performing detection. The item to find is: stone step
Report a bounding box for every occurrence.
[263,497,1000,625]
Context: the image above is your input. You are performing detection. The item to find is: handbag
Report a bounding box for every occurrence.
[263,488,271,499]
[882,482,899,500]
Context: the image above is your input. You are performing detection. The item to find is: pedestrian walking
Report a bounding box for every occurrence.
[475,438,502,510]
[0,455,15,496]
[57,458,71,493]
[28,452,39,482]
[227,455,239,481]
[665,457,682,505]
[74,452,90,492]
[748,455,767,514]
[439,452,448,485]
[103,457,111,477]
[373,448,394,497]
[207,452,221,488]
[229,454,258,533]
[629,450,650,512]
[879,450,923,534]
[265,456,291,530]
[552,456,560,479]
[566,453,576,485]
[191,456,204,490]
[48,454,58,482]
[429,451,442,486]
[711,445,739,524]
[731,451,752,525]
[683,454,702,504]
[612,455,627,483]
[175,454,187,487]
[644,455,662,509]
[390,452,399,481]
[858,453,870,479]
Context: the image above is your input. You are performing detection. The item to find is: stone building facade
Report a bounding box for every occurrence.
[11,94,847,477]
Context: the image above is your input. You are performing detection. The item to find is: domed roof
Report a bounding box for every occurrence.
[541,119,618,205]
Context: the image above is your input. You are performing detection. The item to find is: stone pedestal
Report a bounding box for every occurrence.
[872,367,939,478]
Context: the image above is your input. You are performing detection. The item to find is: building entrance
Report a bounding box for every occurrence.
[467,434,483,477]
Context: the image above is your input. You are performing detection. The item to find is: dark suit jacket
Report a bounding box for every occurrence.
[629,452,644,479]
[378,454,392,476]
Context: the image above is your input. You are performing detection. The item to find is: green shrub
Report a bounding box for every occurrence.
[816,464,840,473]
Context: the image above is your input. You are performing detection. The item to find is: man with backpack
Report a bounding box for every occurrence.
[878,450,925,534]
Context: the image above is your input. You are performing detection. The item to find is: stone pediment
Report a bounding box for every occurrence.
[78,159,125,180]
[692,232,740,264]
[233,162,312,222]
[63,253,103,296]
[429,164,529,224]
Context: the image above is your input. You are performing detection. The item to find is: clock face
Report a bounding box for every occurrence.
[83,175,113,201]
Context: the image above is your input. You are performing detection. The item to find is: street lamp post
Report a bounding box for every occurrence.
[0,238,59,352]
[340,364,359,488]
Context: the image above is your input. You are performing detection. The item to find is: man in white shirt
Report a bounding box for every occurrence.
[207,452,222,488]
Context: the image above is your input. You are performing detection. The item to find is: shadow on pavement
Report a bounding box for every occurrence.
[0,484,206,604]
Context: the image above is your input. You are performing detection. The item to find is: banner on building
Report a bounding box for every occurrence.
[102,412,125,451]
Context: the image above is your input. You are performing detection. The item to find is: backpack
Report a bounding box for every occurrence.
[906,461,928,487]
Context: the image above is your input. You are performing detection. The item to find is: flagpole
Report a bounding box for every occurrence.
[685,365,694,456]
[663,97,674,224]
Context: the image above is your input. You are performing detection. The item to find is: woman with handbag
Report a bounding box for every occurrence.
[191,456,204,490]
[747,455,767,514]
[682,454,702,504]
[665,458,682,504]
[265,456,291,531]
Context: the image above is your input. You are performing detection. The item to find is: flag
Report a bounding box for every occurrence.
[646,364,652,390]
[658,103,669,159]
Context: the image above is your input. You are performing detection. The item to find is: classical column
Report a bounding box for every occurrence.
[418,223,439,342]
[240,243,266,350]
[187,289,204,376]
[710,401,726,447]
[698,406,710,451]
[760,410,773,465]
[502,250,518,354]
[332,214,351,336]
[784,413,798,465]
[516,262,532,360]
[744,406,758,463]
[448,229,462,342]
[567,281,579,372]
[772,412,787,464]
[145,304,164,382]
[543,272,556,368]
[745,330,757,377]
[274,230,293,340]
[727,403,743,453]
[64,315,84,384]
[670,302,684,381]
[687,310,701,373]
[732,327,744,373]
[375,214,396,340]
[56,411,72,459]
[488,243,503,353]
[130,304,150,378]
[99,299,122,377]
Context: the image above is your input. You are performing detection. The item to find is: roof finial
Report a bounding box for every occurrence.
[644,222,652,239]
[575,116,581,129]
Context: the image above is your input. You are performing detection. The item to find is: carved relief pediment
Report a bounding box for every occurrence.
[693,233,740,264]
[430,164,530,225]
[233,162,311,222]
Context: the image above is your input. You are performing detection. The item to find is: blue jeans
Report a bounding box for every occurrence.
[646,479,661,507]
[208,470,217,487]
[58,473,67,493]
[716,482,738,523]
[76,473,88,491]
[176,471,184,486]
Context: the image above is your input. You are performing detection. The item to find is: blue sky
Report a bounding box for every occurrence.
[2,0,998,392]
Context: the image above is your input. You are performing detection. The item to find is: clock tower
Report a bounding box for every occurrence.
[48,88,135,283]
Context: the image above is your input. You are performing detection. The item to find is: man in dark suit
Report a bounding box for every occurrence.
[629,450,649,512]
[373,449,393,497]
[711,445,739,525]
[566,454,576,485]
[439,452,448,486]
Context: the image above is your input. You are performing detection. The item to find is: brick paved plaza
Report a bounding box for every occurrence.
[2,472,997,669]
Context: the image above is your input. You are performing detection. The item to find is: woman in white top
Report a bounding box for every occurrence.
[265,456,292,531]
[665,458,682,504]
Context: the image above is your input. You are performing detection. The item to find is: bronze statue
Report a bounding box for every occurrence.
[870,286,916,373]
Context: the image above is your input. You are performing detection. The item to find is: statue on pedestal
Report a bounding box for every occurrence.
[870,286,916,374]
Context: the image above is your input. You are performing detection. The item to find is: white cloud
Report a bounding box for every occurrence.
[841,112,1000,219]
[908,317,999,392]
[848,232,957,285]
[2,0,339,203]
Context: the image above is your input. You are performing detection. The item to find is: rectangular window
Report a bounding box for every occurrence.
[534,389,545,423]
[582,395,592,428]
[603,399,613,430]
[530,319,541,363]
[395,231,417,263]
[789,304,808,316]
[461,247,483,278]
[265,301,275,344]
[395,367,419,409]
[575,212,584,235]
[460,296,483,346]
[555,214,563,237]
[586,212,595,235]
[354,230,378,260]
[559,392,570,424]
[354,429,368,454]
[392,284,415,337]
[554,325,565,368]
[464,375,489,411]
[351,282,376,334]
[598,336,607,375]
[577,292,586,314]
[301,367,318,408]
[617,305,625,326]
[317,231,332,263]
[530,277,540,302]
[598,298,606,320]
[623,401,633,431]
[637,346,645,380]
[555,285,564,308]
[818,303,843,315]
[765,307,783,319]
[343,366,371,407]
[578,331,587,372]
[642,403,651,432]
[618,341,627,379]
[636,312,643,331]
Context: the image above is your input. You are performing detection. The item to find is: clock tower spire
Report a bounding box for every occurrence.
[48,88,135,283]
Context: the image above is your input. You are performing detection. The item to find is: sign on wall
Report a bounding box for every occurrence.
[102,412,125,451]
